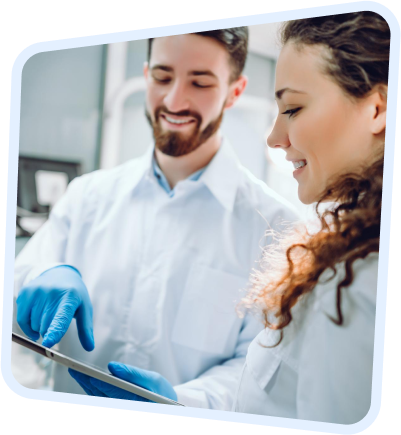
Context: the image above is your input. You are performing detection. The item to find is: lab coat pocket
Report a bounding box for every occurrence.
[171,264,248,355]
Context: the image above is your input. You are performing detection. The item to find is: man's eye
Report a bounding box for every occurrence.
[281,107,301,118]
[153,77,171,83]
[193,82,212,88]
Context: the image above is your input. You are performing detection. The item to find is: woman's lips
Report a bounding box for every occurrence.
[293,162,307,179]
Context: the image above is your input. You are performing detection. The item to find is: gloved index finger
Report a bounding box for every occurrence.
[42,296,79,348]
[75,302,95,352]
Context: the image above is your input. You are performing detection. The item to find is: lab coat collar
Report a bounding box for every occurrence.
[130,138,241,212]
[128,145,158,193]
[199,138,241,213]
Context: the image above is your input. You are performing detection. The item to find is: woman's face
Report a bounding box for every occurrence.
[267,42,386,204]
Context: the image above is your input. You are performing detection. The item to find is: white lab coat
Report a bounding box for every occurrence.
[233,252,378,424]
[14,140,299,409]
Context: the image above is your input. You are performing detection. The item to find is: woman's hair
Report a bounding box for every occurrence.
[281,12,390,98]
[243,12,389,343]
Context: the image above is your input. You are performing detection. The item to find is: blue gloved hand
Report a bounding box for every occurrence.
[69,361,177,402]
[16,265,94,350]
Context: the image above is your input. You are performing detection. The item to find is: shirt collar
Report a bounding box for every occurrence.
[129,139,242,212]
[152,153,206,197]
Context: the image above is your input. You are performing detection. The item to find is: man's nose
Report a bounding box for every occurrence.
[163,81,190,113]
[266,117,291,150]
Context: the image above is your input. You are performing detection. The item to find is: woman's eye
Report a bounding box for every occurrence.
[281,107,301,118]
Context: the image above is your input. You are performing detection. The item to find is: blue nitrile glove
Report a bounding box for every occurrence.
[68,361,177,402]
[16,265,94,350]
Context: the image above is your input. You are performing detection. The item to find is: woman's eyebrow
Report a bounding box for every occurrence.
[275,88,307,100]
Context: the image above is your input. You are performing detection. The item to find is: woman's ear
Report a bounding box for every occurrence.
[225,75,248,110]
[369,84,387,135]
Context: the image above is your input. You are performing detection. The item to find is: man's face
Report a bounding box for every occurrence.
[144,34,243,157]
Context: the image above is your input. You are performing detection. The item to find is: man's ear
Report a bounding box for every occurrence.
[369,84,387,135]
[143,62,149,79]
[225,75,248,110]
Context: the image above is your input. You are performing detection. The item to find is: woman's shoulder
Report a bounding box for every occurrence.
[246,252,379,372]
[314,252,379,317]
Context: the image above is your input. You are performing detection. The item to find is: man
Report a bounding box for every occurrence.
[14,28,298,409]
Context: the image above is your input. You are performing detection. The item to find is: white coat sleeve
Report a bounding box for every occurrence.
[296,257,378,424]
[14,176,85,295]
[174,313,263,410]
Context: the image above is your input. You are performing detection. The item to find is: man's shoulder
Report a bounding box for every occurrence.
[71,155,148,198]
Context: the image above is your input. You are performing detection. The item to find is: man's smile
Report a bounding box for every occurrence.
[160,113,197,130]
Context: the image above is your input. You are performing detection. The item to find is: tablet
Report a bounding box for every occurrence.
[12,332,184,406]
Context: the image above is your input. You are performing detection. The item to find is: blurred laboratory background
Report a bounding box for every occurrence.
[13,23,312,389]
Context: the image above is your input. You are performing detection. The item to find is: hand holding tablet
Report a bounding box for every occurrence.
[69,361,177,403]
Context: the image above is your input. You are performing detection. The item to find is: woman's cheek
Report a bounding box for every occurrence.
[289,123,313,154]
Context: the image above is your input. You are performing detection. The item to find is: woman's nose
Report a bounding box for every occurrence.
[266,117,291,149]
[163,81,190,113]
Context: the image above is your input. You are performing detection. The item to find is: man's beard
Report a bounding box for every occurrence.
[145,105,224,157]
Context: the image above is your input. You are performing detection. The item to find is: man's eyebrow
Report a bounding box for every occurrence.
[189,70,218,79]
[149,66,218,79]
[151,65,173,72]
[275,88,307,99]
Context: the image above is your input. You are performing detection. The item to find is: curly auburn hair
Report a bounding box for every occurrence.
[243,12,389,344]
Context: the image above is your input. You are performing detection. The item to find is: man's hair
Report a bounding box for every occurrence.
[147,27,249,82]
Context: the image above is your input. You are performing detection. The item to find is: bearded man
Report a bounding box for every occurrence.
[14,28,298,410]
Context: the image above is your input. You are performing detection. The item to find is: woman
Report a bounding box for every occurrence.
[232,12,388,423]
[69,12,389,424]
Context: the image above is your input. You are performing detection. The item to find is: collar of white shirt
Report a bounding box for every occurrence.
[130,138,242,212]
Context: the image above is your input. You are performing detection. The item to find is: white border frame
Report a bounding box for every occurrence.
[2,2,399,433]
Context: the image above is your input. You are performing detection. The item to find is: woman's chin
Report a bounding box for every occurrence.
[297,186,316,205]
[298,185,337,205]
